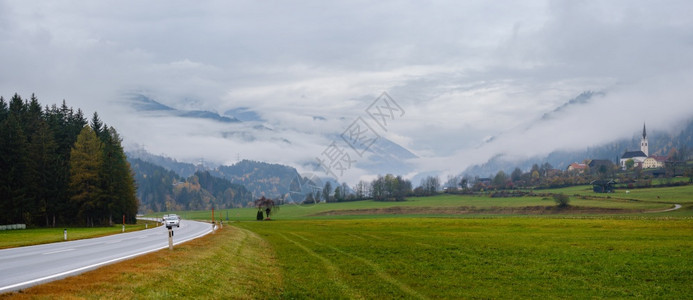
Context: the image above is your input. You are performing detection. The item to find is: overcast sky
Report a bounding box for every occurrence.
[2,1,692,183]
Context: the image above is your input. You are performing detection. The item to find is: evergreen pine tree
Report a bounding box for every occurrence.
[90,112,103,139]
[0,97,7,123]
[0,96,7,223]
[0,114,29,224]
[104,127,138,223]
[8,93,25,116]
[24,94,43,141]
[27,120,59,226]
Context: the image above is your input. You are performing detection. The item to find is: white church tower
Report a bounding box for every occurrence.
[640,123,648,157]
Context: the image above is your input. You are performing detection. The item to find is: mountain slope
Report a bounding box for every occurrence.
[128,158,252,213]
[211,160,302,199]
[463,118,693,177]
[127,148,200,178]
[481,91,605,146]
[128,150,313,201]
[126,94,240,123]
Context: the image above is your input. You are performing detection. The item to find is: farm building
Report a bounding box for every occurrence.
[591,179,615,193]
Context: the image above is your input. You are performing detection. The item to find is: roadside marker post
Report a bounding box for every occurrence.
[122,214,125,233]
[168,228,173,250]
[63,229,67,241]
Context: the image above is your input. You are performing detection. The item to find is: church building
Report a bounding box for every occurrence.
[620,123,648,169]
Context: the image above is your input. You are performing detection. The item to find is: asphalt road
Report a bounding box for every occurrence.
[0,220,213,293]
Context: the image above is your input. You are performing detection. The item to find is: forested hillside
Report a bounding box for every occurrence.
[211,160,301,199]
[195,171,252,208]
[129,158,252,213]
[0,94,138,227]
[129,158,180,213]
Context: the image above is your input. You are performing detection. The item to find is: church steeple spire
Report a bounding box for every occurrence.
[641,122,648,157]
[642,123,647,139]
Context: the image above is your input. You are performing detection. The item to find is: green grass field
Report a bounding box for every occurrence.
[233,218,692,298]
[0,220,159,249]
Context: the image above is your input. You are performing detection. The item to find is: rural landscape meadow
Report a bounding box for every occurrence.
[2,183,692,298]
[2,1,693,299]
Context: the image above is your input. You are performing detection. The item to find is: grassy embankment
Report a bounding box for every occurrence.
[0,220,159,249]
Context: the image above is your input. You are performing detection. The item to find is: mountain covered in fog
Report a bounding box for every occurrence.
[127,94,241,123]
[125,93,419,178]
[127,148,201,178]
[464,118,693,177]
[481,91,604,145]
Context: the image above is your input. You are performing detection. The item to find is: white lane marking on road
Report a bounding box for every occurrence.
[42,249,75,255]
[0,222,213,294]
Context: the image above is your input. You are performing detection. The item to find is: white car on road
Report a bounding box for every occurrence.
[163,214,180,228]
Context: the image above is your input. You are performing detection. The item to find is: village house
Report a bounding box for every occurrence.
[567,162,587,172]
[642,156,667,169]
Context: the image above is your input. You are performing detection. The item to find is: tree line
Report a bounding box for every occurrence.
[0,94,137,227]
[301,174,414,204]
[444,159,692,193]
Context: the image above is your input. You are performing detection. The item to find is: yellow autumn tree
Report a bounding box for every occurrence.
[69,126,103,226]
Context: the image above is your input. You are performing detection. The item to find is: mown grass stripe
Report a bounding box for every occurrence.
[288,232,428,300]
[277,232,362,299]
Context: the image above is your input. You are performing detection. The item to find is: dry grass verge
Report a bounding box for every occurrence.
[1,225,282,299]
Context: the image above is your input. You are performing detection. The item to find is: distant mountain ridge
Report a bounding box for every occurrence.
[357,135,418,175]
[127,94,240,123]
[126,149,323,201]
[127,148,201,178]
[223,107,264,122]
[541,91,604,120]
[481,91,604,146]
